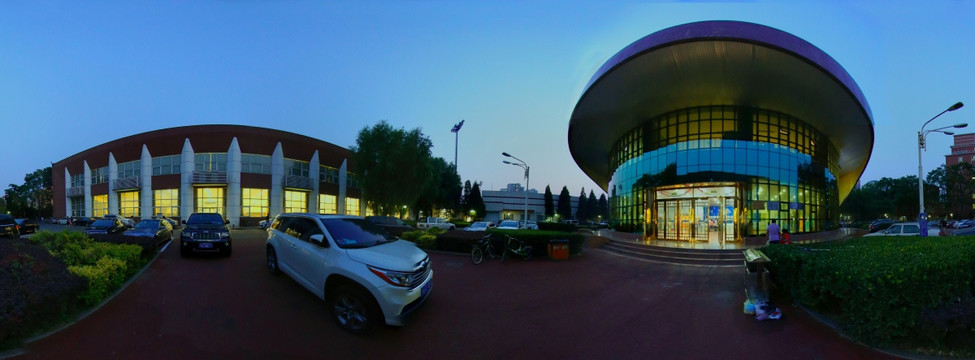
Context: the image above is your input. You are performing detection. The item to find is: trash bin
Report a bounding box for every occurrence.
[548,239,570,260]
[743,249,770,303]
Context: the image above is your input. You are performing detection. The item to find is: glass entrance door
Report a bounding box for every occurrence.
[654,184,739,243]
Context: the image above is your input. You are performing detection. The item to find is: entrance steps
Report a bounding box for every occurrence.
[600,240,745,267]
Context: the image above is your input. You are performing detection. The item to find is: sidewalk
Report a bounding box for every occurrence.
[594,227,866,250]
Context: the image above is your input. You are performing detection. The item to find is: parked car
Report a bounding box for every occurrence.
[160,217,179,230]
[86,218,127,235]
[0,214,20,239]
[416,217,455,231]
[365,216,415,237]
[180,213,232,257]
[868,219,895,233]
[15,218,39,234]
[57,217,69,225]
[862,222,941,237]
[265,214,432,335]
[497,220,520,230]
[72,216,94,226]
[465,221,490,232]
[125,219,174,244]
[519,220,539,230]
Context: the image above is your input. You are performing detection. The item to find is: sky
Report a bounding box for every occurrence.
[2,1,974,197]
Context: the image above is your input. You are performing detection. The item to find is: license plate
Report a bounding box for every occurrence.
[199,242,214,249]
[420,281,432,297]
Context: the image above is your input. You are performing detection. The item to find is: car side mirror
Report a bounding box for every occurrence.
[310,234,326,246]
[225,220,230,225]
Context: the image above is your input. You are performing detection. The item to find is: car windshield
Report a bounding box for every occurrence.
[321,217,396,249]
[499,220,518,227]
[91,219,114,227]
[135,220,159,229]
[471,222,487,227]
[187,214,225,225]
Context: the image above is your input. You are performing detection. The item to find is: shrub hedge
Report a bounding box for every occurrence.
[762,236,975,345]
[0,238,86,347]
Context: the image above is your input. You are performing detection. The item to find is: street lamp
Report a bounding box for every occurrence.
[451,120,465,169]
[918,101,965,236]
[502,152,529,227]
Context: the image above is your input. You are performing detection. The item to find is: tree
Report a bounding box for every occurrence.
[352,121,433,216]
[462,180,472,211]
[468,181,486,220]
[576,188,588,222]
[4,167,53,218]
[557,186,572,220]
[597,193,609,220]
[416,158,462,218]
[587,190,598,222]
[544,185,554,219]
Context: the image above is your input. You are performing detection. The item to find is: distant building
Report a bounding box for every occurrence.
[481,183,578,224]
[946,133,975,168]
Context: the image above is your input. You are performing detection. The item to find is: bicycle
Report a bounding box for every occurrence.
[471,234,499,265]
[500,234,533,262]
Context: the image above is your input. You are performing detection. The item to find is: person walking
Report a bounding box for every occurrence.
[766,219,781,245]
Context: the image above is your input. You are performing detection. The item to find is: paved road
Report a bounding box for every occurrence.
[10,229,893,360]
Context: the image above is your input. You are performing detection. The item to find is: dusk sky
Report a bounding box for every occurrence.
[2,1,973,197]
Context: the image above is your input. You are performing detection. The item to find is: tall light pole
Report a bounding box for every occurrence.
[451,120,465,169]
[502,152,529,226]
[918,101,965,236]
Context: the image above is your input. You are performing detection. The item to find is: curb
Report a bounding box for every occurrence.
[0,240,171,359]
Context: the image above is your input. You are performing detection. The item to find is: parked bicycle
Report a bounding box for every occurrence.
[471,234,499,265]
[501,234,533,262]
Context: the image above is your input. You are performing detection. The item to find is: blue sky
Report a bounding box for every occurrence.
[2,1,973,197]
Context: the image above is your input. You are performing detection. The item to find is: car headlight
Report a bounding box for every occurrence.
[368,265,413,287]
[220,232,230,238]
[183,232,194,240]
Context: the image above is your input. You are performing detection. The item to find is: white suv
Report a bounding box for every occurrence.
[265,214,433,334]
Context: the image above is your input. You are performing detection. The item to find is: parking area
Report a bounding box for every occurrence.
[9,228,891,359]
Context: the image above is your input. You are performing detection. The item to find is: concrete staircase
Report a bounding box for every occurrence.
[601,240,746,267]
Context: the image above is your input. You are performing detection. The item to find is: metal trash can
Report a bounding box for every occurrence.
[548,239,570,260]
[743,249,770,303]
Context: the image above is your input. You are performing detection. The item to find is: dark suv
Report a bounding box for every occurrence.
[0,214,20,239]
[180,213,232,257]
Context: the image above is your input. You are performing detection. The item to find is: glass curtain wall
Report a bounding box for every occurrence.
[608,105,839,239]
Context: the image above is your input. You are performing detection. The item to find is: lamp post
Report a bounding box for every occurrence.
[502,152,529,227]
[451,120,465,169]
[918,101,965,236]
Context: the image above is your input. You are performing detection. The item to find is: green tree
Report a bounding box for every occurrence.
[557,186,572,220]
[468,181,486,220]
[543,185,554,219]
[4,167,53,218]
[597,193,609,220]
[587,190,598,222]
[416,158,462,218]
[576,188,588,222]
[352,121,433,216]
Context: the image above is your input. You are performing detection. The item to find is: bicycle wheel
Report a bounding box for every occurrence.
[471,247,484,265]
[500,248,508,263]
[521,245,534,261]
[486,243,497,259]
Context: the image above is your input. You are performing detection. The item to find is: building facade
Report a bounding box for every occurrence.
[946,133,975,168]
[480,183,580,224]
[568,21,874,244]
[53,125,365,227]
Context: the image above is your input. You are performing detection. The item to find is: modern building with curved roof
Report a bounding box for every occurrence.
[568,21,873,243]
[52,125,365,227]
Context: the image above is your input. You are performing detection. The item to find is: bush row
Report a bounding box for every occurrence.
[762,236,975,345]
[0,238,86,347]
[402,228,585,257]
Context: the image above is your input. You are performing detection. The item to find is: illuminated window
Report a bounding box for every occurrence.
[365,204,375,216]
[319,194,337,214]
[195,187,225,215]
[284,190,307,213]
[153,189,179,217]
[345,197,360,216]
[242,188,269,217]
[92,195,108,218]
[119,191,140,217]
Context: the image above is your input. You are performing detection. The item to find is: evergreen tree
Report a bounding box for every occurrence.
[597,193,609,221]
[468,182,487,219]
[576,188,588,222]
[544,185,554,219]
[557,186,572,220]
[462,180,472,212]
[588,190,598,222]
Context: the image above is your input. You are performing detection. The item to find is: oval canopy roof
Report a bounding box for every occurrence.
[568,20,874,201]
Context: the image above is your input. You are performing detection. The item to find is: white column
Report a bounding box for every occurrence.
[180,139,195,219]
[140,145,153,220]
[108,153,119,215]
[270,142,284,216]
[64,168,72,217]
[309,151,320,214]
[338,159,347,215]
[227,137,242,227]
[83,161,92,217]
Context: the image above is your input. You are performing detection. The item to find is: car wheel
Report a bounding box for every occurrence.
[329,285,378,335]
[266,247,280,275]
